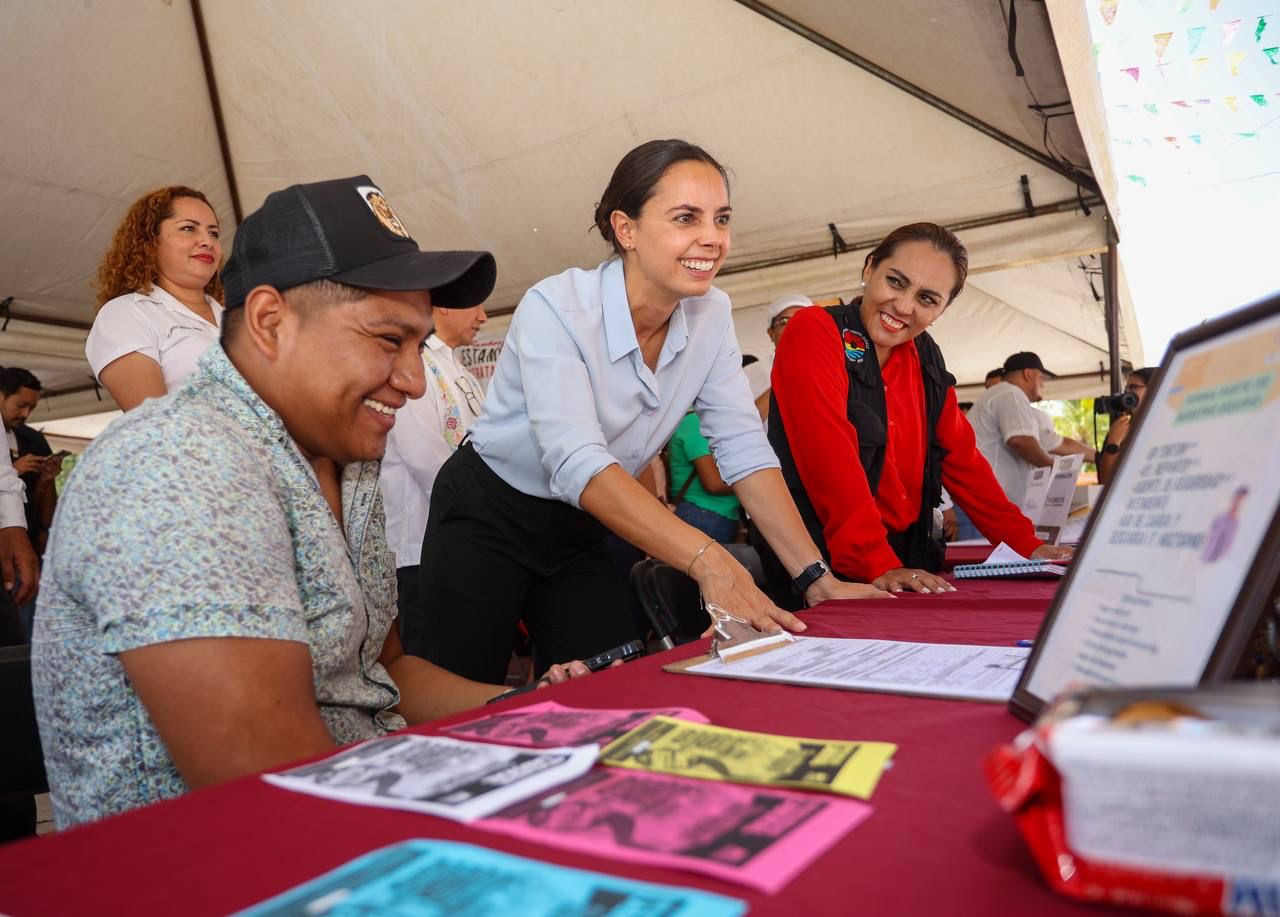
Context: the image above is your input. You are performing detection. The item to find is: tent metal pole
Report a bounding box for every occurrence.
[956,367,1116,395]
[1101,213,1123,393]
[190,0,243,224]
[0,312,91,332]
[716,195,1101,277]
[731,0,1099,195]
[36,380,101,400]
[484,195,1100,319]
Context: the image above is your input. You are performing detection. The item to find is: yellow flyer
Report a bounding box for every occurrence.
[598,716,896,800]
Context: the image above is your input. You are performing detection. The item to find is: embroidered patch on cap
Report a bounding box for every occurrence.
[842,329,868,363]
[356,184,410,239]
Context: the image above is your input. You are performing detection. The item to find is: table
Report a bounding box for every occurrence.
[0,568,1120,916]
[942,542,998,568]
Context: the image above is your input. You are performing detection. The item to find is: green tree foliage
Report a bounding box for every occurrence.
[54,452,81,497]
[1048,399,1110,454]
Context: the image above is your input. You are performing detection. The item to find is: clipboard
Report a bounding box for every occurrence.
[662,637,1027,704]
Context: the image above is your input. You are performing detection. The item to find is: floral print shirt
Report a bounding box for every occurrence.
[33,344,405,828]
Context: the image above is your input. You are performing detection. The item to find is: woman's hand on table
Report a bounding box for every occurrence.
[693,543,806,637]
[1030,544,1074,561]
[872,567,956,594]
[804,574,893,605]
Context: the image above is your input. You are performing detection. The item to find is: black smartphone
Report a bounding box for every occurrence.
[486,639,647,704]
[581,638,645,672]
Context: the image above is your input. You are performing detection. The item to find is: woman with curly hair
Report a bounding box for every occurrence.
[86,186,224,410]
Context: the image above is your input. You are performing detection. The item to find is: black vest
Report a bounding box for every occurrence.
[768,302,956,576]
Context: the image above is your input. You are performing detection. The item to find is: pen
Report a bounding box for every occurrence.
[1015,639,1035,648]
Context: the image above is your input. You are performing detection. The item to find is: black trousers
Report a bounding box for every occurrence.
[0,589,25,648]
[418,442,637,685]
[0,606,41,842]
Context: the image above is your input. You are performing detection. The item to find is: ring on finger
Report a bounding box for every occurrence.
[910,573,919,579]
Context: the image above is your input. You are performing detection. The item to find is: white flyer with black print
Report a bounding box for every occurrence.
[263,734,598,822]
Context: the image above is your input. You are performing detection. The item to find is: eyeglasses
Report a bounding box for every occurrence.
[770,317,791,331]
[455,376,483,417]
[1124,382,1147,395]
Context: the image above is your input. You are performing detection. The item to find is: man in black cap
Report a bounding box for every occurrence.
[968,351,1095,504]
[32,176,594,828]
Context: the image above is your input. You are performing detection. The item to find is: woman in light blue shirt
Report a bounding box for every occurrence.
[419,140,887,683]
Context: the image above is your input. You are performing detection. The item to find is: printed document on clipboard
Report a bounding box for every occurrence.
[666,636,1029,703]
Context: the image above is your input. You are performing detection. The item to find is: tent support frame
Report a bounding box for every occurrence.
[1101,213,1123,394]
[716,194,1101,278]
[190,0,243,224]
[732,0,1099,195]
[484,195,1101,318]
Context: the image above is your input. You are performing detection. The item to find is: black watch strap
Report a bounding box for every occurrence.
[791,559,830,596]
[1103,442,1120,455]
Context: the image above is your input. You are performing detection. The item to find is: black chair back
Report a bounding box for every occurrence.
[630,559,707,649]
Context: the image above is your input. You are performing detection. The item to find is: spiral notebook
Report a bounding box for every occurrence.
[952,542,1067,579]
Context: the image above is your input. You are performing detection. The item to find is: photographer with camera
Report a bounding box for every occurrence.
[1096,367,1155,486]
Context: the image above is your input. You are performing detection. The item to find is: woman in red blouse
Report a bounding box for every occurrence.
[761,223,1071,604]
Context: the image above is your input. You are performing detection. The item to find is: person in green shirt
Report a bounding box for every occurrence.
[668,411,741,543]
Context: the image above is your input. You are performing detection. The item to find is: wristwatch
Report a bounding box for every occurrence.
[1103,443,1120,455]
[791,559,830,596]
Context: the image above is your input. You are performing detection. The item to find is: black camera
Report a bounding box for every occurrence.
[1094,391,1139,415]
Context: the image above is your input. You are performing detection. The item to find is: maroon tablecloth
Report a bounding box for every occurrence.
[0,571,1124,917]
[942,543,996,569]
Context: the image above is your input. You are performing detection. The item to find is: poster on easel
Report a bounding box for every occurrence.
[1011,294,1280,721]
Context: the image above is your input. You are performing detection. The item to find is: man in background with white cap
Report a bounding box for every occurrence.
[766,293,812,348]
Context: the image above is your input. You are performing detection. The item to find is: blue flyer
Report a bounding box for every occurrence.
[235,839,747,916]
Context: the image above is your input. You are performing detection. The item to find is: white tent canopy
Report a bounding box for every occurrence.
[1,0,1142,430]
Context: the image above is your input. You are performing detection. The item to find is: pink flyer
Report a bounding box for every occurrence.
[474,768,872,893]
[442,701,710,749]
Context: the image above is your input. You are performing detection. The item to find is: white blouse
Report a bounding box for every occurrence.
[86,286,223,394]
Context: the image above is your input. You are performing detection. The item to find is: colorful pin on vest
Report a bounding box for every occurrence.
[842,329,868,363]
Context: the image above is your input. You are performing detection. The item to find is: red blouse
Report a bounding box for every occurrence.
[772,306,1042,581]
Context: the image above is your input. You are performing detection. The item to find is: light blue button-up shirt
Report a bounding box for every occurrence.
[471,258,777,507]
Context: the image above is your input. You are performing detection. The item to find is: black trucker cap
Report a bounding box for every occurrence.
[221,175,496,310]
[1002,351,1057,378]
